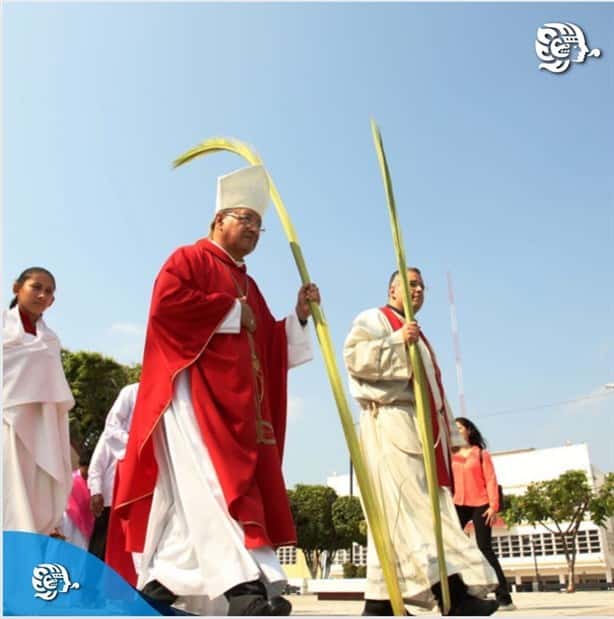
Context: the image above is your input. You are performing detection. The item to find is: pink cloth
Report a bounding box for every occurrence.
[452,446,500,511]
[66,469,95,539]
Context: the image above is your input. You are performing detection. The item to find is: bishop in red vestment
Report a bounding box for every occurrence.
[109,165,319,616]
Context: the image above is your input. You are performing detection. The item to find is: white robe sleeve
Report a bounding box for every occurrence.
[87,437,110,497]
[103,384,138,453]
[285,312,313,369]
[343,311,411,381]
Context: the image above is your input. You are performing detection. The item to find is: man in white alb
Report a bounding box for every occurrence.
[344,268,498,616]
[88,383,139,561]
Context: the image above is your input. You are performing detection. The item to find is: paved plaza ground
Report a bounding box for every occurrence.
[286,591,614,616]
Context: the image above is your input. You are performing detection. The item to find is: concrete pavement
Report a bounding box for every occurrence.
[286,591,614,616]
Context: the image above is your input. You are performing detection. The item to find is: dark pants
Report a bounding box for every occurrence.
[456,504,512,603]
[88,506,110,561]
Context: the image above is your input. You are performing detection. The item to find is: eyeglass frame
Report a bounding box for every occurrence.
[223,211,266,233]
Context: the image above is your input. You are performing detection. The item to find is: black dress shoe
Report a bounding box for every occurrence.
[269,596,292,616]
[450,596,499,616]
[139,580,195,615]
[362,599,394,616]
[361,599,412,616]
[141,579,178,604]
[227,594,273,616]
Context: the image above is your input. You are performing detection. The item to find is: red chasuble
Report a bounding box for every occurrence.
[379,306,453,488]
[108,239,294,583]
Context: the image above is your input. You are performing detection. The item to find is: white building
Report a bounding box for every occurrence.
[326,443,614,590]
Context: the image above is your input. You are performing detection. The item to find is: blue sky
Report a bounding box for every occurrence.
[4,2,613,486]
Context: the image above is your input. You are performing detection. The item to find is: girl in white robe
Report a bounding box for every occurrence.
[3,267,74,535]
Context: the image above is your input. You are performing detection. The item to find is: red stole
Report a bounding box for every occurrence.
[379,306,453,488]
[18,308,37,335]
[108,239,294,584]
[66,470,95,540]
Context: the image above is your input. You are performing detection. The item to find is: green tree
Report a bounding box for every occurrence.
[332,495,366,548]
[502,470,614,592]
[288,484,339,578]
[288,486,367,578]
[61,349,141,451]
[332,494,366,570]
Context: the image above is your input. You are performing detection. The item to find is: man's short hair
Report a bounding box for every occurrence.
[388,267,422,291]
[209,210,227,236]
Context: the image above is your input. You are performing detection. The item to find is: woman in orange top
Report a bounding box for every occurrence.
[452,417,514,610]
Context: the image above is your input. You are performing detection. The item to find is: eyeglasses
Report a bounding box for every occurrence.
[224,213,266,233]
[408,280,426,290]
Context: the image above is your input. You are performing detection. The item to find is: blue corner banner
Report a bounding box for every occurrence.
[3,531,160,615]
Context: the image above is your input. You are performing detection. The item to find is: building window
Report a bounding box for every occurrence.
[276,546,297,565]
[511,536,521,557]
[521,535,532,556]
[577,530,589,554]
[494,528,602,560]
[499,536,510,558]
[352,543,368,566]
[588,529,601,553]
[551,533,572,555]
[336,549,349,565]
[531,534,543,556]
[332,544,368,566]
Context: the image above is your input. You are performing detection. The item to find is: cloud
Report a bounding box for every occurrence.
[109,322,145,336]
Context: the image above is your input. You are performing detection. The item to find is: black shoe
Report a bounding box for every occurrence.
[225,580,273,616]
[361,599,412,616]
[450,596,499,616]
[362,599,394,616]
[432,574,467,614]
[269,596,292,616]
[139,580,194,616]
[227,594,273,616]
[141,579,178,605]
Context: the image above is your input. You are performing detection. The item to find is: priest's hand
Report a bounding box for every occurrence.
[90,493,104,518]
[401,321,420,344]
[296,283,320,322]
[239,296,257,332]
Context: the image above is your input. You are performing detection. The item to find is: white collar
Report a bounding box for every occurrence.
[210,240,245,267]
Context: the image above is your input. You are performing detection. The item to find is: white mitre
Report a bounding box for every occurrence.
[215,164,270,218]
